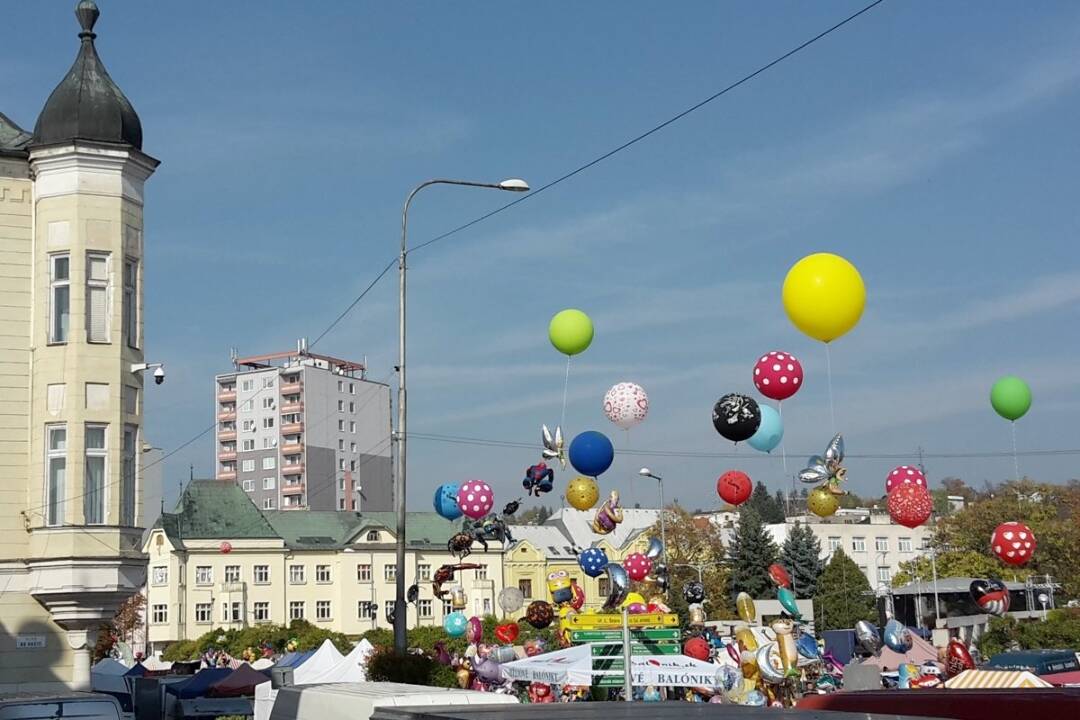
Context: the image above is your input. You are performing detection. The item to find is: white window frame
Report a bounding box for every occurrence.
[875,537,889,552]
[123,257,138,348]
[366,530,379,541]
[45,424,67,526]
[899,537,913,553]
[263,497,275,509]
[253,601,270,623]
[194,603,212,624]
[418,599,433,618]
[241,459,255,472]
[349,383,355,394]
[828,537,841,553]
[316,600,332,621]
[263,476,275,490]
[316,565,331,583]
[852,537,866,553]
[263,457,276,470]
[242,478,255,492]
[263,417,275,429]
[254,565,270,584]
[86,252,111,343]
[338,420,345,432]
[476,565,488,580]
[84,423,107,525]
[357,564,371,582]
[351,442,357,453]
[441,599,453,617]
[877,567,891,584]
[349,421,356,434]
[383,564,396,582]
[195,566,213,586]
[242,419,254,431]
[418,564,431,581]
[384,600,394,621]
[338,400,345,412]
[241,379,255,392]
[289,564,306,584]
[224,565,241,583]
[289,601,305,620]
[151,604,168,624]
[241,439,255,451]
[338,439,344,451]
[152,565,168,586]
[49,254,70,344]
[262,397,274,409]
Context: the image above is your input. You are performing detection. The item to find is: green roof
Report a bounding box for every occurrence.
[157,480,461,550]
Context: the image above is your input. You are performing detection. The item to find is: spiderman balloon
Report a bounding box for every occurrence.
[523,462,555,497]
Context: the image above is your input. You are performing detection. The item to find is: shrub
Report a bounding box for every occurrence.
[365,646,444,685]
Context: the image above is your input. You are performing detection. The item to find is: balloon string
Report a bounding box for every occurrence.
[560,355,571,431]
[825,343,836,432]
[778,400,787,473]
[1011,422,1020,482]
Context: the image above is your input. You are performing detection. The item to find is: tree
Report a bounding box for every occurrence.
[728,508,779,600]
[646,506,731,622]
[113,593,145,645]
[978,607,1080,658]
[747,482,784,523]
[815,548,875,632]
[517,505,552,524]
[774,489,788,517]
[891,550,1030,588]
[780,522,823,598]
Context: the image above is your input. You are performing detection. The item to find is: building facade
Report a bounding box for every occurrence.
[214,347,391,512]
[0,2,154,691]
[144,481,504,652]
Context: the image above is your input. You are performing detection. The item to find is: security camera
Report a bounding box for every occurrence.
[153,366,166,385]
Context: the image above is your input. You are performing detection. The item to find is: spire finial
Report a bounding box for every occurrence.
[75,1,99,39]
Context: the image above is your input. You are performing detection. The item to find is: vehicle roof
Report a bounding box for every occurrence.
[372,704,949,720]
[0,692,119,703]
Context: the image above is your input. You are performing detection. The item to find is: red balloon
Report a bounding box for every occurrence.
[887,484,932,528]
[885,465,926,494]
[768,563,792,589]
[495,623,519,644]
[717,471,752,506]
[945,639,974,677]
[623,552,653,582]
[684,636,711,661]
[990,521,1036,566]
[753,351,804,401]
[219,541,232,554]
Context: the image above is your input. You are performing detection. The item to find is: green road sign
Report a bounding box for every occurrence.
[569,628,680,643]
[591,643,679,656]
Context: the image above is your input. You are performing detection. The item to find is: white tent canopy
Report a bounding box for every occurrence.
[254,639,356,720]
[500,643,727,688]
[91,658,131,694]
[301,640,374,684]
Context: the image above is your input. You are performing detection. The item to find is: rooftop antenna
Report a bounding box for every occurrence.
[229,347,239,369]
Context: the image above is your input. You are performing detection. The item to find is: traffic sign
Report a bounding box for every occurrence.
[569,628,680,643]
[563,612,678,630]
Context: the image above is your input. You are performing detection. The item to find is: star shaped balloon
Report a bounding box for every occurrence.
[541,425,566,470]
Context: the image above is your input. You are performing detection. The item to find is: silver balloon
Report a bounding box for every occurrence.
[883,618,912,653]
[645,563,670,593]
[601,562,629,610]
[498,586,524,614]
[798,466,829,484]
[854,620,881,656]
[644,537,664,560]
[824,433,844,465]
[541,424,566,468]
[756,643,786,684]
[490,645,517,663]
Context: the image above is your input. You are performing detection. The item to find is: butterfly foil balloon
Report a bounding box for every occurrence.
[799,433,848,495]
[541,425,566,469]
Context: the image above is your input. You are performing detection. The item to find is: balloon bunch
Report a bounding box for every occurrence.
[885,464,933,528]
[798,434,847,518]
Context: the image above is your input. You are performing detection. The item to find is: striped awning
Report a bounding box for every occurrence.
[945,669,1052,689]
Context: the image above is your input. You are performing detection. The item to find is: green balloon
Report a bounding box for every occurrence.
[990,375,1031,421]
[548,309,594,356]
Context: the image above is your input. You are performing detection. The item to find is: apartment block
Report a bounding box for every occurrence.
[214,346,391,512]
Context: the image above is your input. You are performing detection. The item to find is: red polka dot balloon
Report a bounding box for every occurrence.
[717,470,752,506]
[623,552,653,582]
[456,480,494,520]
[887,484,932,528]
[991,521,1036,566]
[886,465,926,494]
[753,351,804,402]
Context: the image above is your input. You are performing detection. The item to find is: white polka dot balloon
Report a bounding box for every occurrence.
[885,465,927,494]
[622,551,653,582]
[456,480,494,519]
[752,351,804,402]
[603,382,649,430]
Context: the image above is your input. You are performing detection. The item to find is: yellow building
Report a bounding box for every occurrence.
[1,2,157,691]
[504,508,659,615]
[144,481,506,653]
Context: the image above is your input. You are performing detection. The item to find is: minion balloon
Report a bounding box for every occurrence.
[547,570,573,606]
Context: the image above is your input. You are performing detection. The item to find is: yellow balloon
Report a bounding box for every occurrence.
[565,476,599,511]
[736,592,756,624]
[621,592,645,609]
[735,627,758,652]
[782,253,866,343]
[807,485,839,517]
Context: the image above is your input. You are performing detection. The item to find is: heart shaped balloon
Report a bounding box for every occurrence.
[969,579,1011,617]
[495,623,520,644]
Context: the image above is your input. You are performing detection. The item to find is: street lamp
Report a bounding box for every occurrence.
[393,177,529,654]
[638,468,666,566]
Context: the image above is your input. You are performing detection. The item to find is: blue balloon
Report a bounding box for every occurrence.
[796,633,820,659]
[883,618,913,653]
[578,547,609,578]
[433,483,462,520]
[747,405,783,453]
[568,431,614,477]
[444,611,468,637]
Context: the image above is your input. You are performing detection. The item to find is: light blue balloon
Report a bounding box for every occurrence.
[747,405,783,453]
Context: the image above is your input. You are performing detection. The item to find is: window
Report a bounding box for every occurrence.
[242,419,254,431]
[242,478,254,492]
[349,402,355,413]
[852,537,866,553]
[384,601,395,621]
[151,604,168,624]
[875,537,889,552]
[45,425,67,526]
[195,566,212,585]
[482,598,492,614]
[195,603,212,624]
[263,477,275,490]
[350,460,356,471]
[289,601,305,620]
[241,379,255,392]
[877,567,891,584]
[290,565,305,584]
[338,498,345,510]
[338,420,345,432]
[262,437,276,449]
[337,381,344,392]
[316,565,331,583]
[338,439,344,451]
[263,497,275,510]
[898,537,913,552]
[338,400,345,412]
[241,399,253,412]
[241,459,255,472]
[476,565,488,580]
[241,439,255,451]
[367,530,379,541]
[263,457,276,470]
[262,397,274,409]
[123,259,138,347]
[152,566,167,585]
[86,253,110,342]
[224,565,241,583]
[84,424,107,525]
[384,564,396,582]
[351,443,357,453]
[254,602,270,623]
[349,383,355,394]
[357,564,371,582]
[263,417,275,429]
[49,254,70,343]
[518,579,533,598]
[316,600,332,621]
[828,537,841,553]
[338,458,345,470]
[442,599,452,617]
[247,566,267,586]
[122,425,136,526]
[224,601,242,622]
[418,599,433,618]
[597,578,609,598]
[263,376,274,388]
[418,564,431,581]
[349,421,356,433]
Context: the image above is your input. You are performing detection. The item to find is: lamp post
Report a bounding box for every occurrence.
[394,177,529,654]
[638,468,666,566]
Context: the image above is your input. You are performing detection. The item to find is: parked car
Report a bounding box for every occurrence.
[0,692,124,720]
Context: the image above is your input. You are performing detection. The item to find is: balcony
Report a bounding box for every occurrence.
[281,441,303,455]
[218,450,237,462]
[282,464,304,476]
[217,409,237,421]
[282,483,304,495]
[217,389,237,402]
[280,381,302,395]
[281,421,303,435]
[219,582,245,594]
[217,471,236,481]
[218,430,237,442]
[280,401,304,414]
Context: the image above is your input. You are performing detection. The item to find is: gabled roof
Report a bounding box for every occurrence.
[506,508,660,557]
[0,111,32,156]
[508,525,578,559]
[155,480,281,547]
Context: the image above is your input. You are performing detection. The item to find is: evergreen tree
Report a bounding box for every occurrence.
[774,489,788,517]
[780,522,823,598]
[814,548,875,632]
[729,507,779,600]
[747,481,785,523]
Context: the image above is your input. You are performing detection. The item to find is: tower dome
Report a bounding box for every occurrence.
[32,1,143,149]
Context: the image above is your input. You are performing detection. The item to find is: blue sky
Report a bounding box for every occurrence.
[6,1,1080,512]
